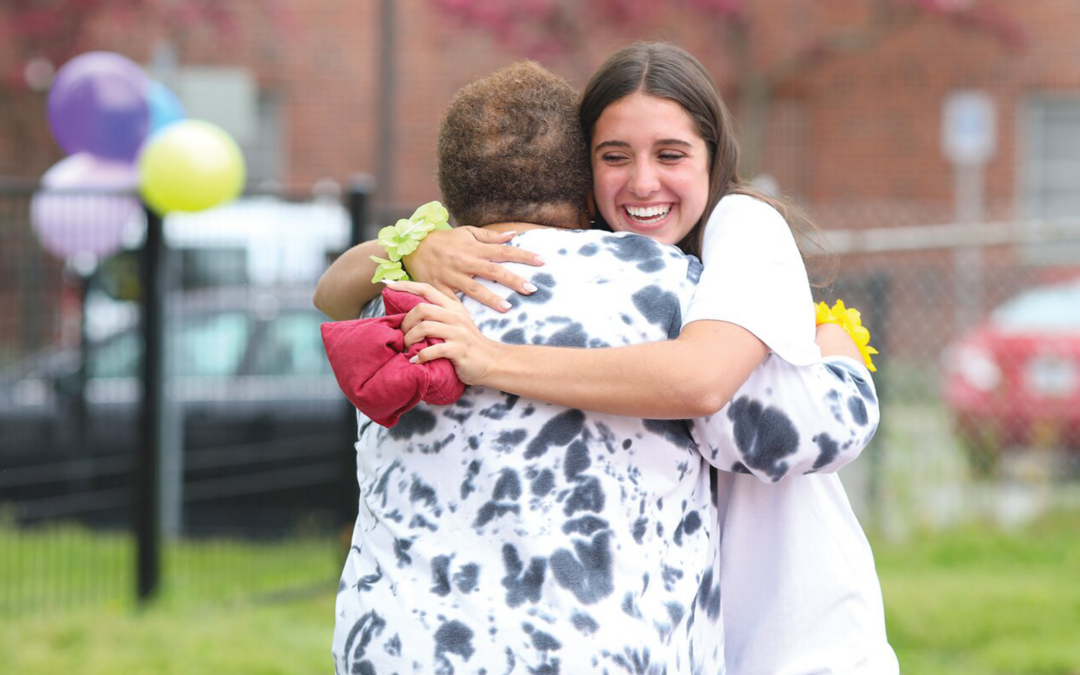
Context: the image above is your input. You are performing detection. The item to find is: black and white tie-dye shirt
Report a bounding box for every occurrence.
[332,226,883,675]
[335,228,722,675]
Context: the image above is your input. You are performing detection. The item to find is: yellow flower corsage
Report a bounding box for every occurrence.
[815,300,879,372]
[370,201,452,283]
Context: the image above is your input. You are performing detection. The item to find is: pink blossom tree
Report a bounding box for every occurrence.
[0,0,294,80]
[0,0,293,174]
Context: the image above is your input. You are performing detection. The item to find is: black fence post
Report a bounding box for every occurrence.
[347,175,375,245]
[72,270,91,495]
[135,204,166,604]
[336,177,374,535]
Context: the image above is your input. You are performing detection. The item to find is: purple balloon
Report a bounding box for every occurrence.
[47,52,150,163]
[31,153,140,260]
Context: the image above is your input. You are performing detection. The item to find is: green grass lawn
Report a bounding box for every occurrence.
[876,510,1080,675]
[0,523,341,675]
[0,523,342,613]
[1,514,1079,675]
[0,591,334,675]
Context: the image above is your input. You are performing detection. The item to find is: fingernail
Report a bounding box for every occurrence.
[534,256,545,265]
[408,355,418,364]
[504,231,517,237]
[381,279,398,285]
[522,283,537,294]
[499,300,512,310]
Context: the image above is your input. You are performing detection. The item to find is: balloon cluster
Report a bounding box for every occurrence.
[33,51,247,261]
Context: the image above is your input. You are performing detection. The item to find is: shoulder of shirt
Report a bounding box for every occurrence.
[712,193,785,222]
[706,194,791,243]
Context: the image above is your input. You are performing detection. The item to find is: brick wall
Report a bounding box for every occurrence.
[1,0,1077,227]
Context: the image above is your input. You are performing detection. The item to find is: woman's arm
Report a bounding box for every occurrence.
[400,284,868,424]
[397,281,878,481]
[395,278,878,475]
[396,280,767,419]
[313,240,384,320]
[491,320,768,419]
[313,226,545,320]
[690,355,879,481]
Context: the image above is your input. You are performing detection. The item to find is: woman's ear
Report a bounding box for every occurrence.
[584,192,597,227]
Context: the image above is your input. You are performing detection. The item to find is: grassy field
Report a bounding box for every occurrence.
[1,514,1078,675]
[877,510,1080,675]
[0,523,342,613]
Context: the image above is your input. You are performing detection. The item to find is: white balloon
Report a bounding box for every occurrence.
[31,153,141,260]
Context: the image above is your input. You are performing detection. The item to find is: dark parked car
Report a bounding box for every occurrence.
[0,287,350,528]
[942,277,1080,472]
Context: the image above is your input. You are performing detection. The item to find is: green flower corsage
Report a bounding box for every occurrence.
[370,201,452,283]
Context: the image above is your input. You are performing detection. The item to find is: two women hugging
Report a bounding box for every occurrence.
[320,43,896,675]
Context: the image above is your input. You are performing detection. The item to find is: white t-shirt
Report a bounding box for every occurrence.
[685,194,899,675]
[684,194,821,367]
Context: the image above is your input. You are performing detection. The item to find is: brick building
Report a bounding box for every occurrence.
[2,0,1077,232]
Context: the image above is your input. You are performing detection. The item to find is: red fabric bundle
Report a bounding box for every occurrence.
[321,287,465,428]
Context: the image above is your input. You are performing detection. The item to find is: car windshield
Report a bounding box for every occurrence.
[250,310,333,377]
[88,311,252,378]
[171,312,251,377]
[991,281,1080,332]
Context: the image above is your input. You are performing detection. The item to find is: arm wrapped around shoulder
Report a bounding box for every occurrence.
[690,355,879,482]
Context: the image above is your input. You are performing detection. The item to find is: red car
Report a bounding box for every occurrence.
[942,277,1080,470]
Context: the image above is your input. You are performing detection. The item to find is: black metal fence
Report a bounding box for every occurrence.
[0,179,371,614]
[4,176,1080,613]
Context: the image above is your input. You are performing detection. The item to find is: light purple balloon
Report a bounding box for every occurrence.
[47,52,150,162]
[31,153,140,260]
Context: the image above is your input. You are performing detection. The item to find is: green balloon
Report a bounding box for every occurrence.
[138,119,246,214]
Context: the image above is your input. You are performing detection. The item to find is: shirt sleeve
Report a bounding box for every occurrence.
[683,195,820,366]
[689,354,880,481]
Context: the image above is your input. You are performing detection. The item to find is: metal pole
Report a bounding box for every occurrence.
[335,180,373,532]
[954,163,985,333]
[135,204,165,603]
[347,176,374,244]
[70,271,92,495]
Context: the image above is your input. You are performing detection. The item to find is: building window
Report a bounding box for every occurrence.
[1020,95,1080,264]
[175,67,285,187]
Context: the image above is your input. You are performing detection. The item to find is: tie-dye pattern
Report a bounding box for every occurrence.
[333,229,722,675]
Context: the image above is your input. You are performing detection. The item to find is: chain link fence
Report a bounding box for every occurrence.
[3,178,1080,612]
[819,219,1080,539]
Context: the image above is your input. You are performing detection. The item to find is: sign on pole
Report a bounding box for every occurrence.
[943,90,997,333]
[942,91,997,166]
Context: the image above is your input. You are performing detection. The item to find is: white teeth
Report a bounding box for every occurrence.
[625,205,671,220]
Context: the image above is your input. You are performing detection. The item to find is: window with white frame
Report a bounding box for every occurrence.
[1020,95,1080,263]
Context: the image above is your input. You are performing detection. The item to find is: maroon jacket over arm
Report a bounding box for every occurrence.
[321,287,465,428]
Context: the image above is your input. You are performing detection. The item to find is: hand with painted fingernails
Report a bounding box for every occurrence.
[386,280,508,386]
[401,226,544,313]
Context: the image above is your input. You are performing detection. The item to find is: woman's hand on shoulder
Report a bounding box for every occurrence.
[403,226,544,313]
[390,280,505,386]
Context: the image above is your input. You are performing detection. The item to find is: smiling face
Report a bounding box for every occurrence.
[591,92,711,246]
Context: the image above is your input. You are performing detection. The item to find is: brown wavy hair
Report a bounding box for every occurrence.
[580,43,831,281]
[438,61,592,228]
